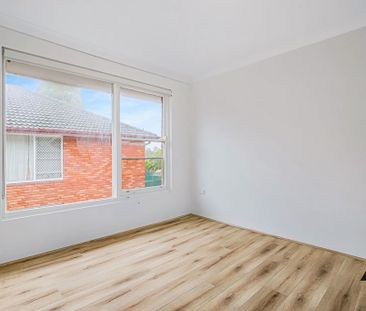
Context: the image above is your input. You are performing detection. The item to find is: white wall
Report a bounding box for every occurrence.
[192,27,366,259]
[0,27,192,264]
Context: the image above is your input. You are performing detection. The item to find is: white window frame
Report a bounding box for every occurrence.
[120,88,170,197]
[6,133,64,185]
[0,48,172,219]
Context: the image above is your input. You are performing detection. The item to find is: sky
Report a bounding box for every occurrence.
[6,73,162,136]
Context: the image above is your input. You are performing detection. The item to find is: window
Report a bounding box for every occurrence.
[35,136,63,180]
[4,60,113,211]
[120,89,166,191]
[1,50,171,215]
[6,135,63,183]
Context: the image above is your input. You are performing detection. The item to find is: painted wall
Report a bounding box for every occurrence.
[0,26,192,264]
[192,27,366,259]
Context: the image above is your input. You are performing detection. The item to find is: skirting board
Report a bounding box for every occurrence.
[0,213,193,267]
[1,212,364,267]
[193,213,366,262]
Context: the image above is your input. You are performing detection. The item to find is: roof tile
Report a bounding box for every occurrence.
[6,85,158,139]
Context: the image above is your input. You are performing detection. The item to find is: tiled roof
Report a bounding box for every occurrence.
[6,85,158,139]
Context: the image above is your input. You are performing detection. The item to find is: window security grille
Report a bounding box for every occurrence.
[35,136,63,180]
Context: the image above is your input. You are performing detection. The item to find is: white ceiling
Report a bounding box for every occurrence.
[0,0,366,82]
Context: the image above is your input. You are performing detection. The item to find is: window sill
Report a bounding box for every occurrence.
[0,196,118,220]
[6,178,64,186]
[0,186,171,220]
[120,185,168,199]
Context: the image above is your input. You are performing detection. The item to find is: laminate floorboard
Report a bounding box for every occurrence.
[0,214,365,310]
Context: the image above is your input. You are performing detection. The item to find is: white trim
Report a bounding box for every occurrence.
[1,49,5,204]
[6,178,64,186]
[4,48,172,97]
[32,135,36,181]
[112,84,121,198]
[121,137,166,142]
[0,69,3,218]
[163,95,172,190]
[121,185,167,199]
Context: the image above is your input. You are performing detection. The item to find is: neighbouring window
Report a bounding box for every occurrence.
[6,135,62,183]
[35,136,63,180]
[120,89,165,190]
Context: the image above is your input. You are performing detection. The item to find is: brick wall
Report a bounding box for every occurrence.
[121,141,146,189]
[6,136,145,211]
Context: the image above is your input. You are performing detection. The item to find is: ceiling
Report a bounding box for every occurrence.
[0,0,365,82]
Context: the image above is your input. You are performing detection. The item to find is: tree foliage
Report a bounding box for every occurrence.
[37,81,83,108]
[145,146,162,172]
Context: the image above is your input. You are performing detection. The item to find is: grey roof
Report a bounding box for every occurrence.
[6,85,158,139]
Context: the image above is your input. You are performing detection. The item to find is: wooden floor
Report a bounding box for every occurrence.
[0,215,365,311]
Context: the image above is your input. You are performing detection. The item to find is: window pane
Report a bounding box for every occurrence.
[120,91,164,191]
[145,142,164,188]
[122,159,163,189]
[145,158,164,188]
[120,92,162,138]
[121,140,164,190]
[5,67,113,211]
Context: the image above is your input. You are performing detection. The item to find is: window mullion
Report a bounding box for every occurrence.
[1,55,5,205]
[162,96,170,189]
[112,84,121,198]
[60,136,64,180]
[33,135,36,181]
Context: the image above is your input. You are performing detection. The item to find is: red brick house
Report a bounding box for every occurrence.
[5,85,157,211]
